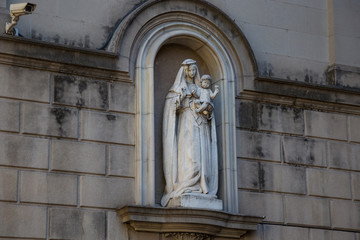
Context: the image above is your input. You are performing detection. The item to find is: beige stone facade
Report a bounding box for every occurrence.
[0,0,359,239]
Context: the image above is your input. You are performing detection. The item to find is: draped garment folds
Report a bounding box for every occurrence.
[161,59,218,207]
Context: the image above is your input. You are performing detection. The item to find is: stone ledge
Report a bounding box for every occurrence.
[118,205,264,238]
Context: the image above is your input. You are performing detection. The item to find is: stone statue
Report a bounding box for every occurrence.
[161,59,220,208]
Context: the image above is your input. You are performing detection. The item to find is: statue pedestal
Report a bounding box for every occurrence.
[167,194,223,210]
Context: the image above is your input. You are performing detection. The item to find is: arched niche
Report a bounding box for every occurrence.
[108,0,258,212]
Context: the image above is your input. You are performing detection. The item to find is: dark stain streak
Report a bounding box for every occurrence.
[255,146,265,158]
[98,83,108,109]
[293,108,302,120]
[106,114,116,121]
[199,8,208,16]
[259,162,265,191]
[50,107,71,136]
[78,81,87,94]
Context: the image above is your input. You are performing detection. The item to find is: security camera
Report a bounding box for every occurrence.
[5,3,37,35]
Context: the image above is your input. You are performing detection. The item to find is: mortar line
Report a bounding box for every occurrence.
[282,193,286,225]
[350,173,354,200]
[107,82,111,112]
[280,136,284,164]
[105,211,108,240]
[303,110,308,138]
[105,145,109,176]
[46,207,50,240]
[48,140,51,172]
[347,115,351,143]
[77,175,80,208]
[18,102,22,134]
[328,199,332,229]
[325,141,330,169]
[16,170,20,204]
[77,109,81,141]
[49,73,53,105]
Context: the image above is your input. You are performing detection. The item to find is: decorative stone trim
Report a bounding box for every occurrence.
[118,205,264,239]
[164,232,211,240]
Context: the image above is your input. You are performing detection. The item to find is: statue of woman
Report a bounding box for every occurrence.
[161,59,218,207]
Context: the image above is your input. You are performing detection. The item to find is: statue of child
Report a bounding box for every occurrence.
[192,74,219,118]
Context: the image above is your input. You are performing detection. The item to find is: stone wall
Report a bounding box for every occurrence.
[0,41,135,239]
[236,96,360,239]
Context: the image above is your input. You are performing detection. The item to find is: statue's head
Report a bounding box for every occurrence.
[182,59,197,80]
[200,74,212,89]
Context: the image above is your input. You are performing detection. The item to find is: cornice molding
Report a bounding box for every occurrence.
[0,35,130,82]
[118,205,264,239]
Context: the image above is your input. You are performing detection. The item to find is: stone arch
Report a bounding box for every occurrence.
[107,0,258,212]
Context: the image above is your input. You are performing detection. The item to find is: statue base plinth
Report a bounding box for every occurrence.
[167,194,223,210]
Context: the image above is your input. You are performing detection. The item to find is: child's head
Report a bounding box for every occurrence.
[200,75,212,89]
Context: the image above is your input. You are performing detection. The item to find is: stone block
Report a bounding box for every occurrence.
[110,82,135,113]
[0,134,48,169]
[23,103,78,138]
[235,99,258,129]
[283,136,326,167]
[258,104,303,135]
[350,116,360,143]
[287,31,328,62]
[328,141,360,171]
[109,145,135,177]
[260,163,306,194]
[237,130,281,162]
[0,168,17,201]
[304,110,347,140]
[242,23,289,56]
[255,51,328,85]
[128,229,160,240]
[236,224,262,240]
[307,168,351,199]
[263,225,308,240]
[310,229,356,240]
[238,191,283,223]
[81,110,135,144]
[0,100,19,132]
[331,200,360,231]
[51,140,106,174]
[285,195,330,227]
[53,75,108,109]
[237,159,259,190]
[333,35,360,67]
[20,171,77,205]
[167,194,223,210]
[352,173,360,200]
[107,211,129,240]
[0,203,46,238]
[266,1,324,34]
[49,207,106,240]
[80,175,134,208]
[0,64,49,102]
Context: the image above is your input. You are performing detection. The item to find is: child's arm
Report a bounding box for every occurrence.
[210,85,219,99]
[191,89,199,98]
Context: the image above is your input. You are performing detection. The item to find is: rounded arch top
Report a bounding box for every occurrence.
[106,0,258,84]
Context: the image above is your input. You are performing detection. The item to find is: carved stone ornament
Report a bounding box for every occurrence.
[164,232,211,240]
[162,59,222,210]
